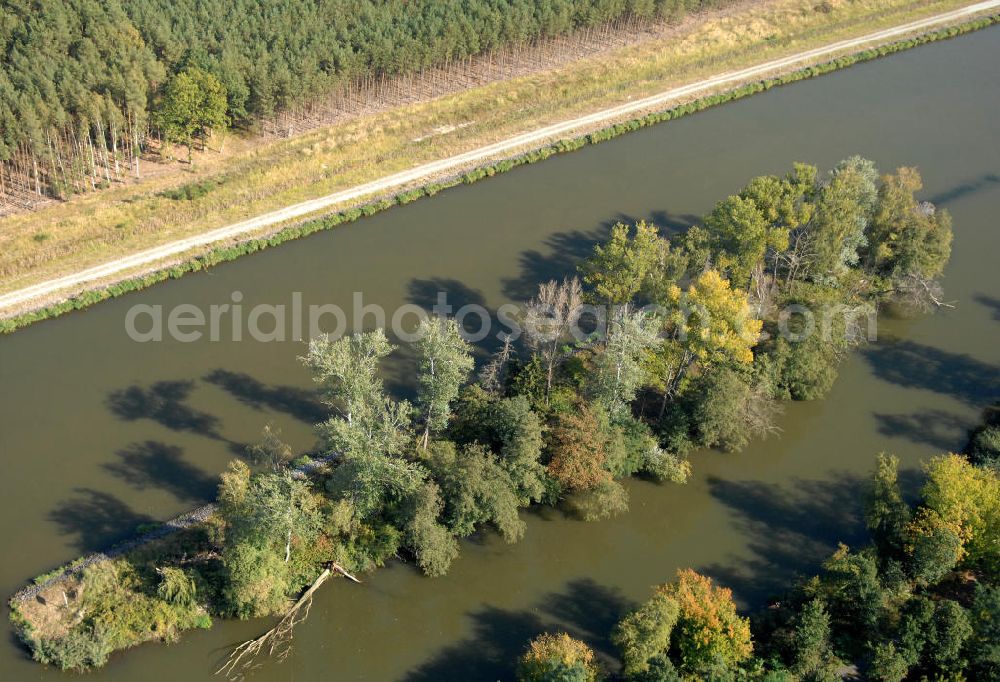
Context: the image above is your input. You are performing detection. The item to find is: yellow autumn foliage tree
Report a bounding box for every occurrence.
[658,568,753,673]
[517,632,601,681]
[654,269,762,400]
[921,454,1000,573]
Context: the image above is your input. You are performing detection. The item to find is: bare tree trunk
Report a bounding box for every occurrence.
[109,116,121,180]
[31,150,41,196]
[86,135,97,190]
[95,119,112,185]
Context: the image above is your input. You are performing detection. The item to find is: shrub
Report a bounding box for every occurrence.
[969,424,1000,469]
[641,446,690,484]
[156,567,197,606]
[613,591,680,676]
[403,482,459,577]
[34,627,112,672]
[222,542,290,618]
[159,178,220,201]
[517,632,601,682]
[563,479,629,522]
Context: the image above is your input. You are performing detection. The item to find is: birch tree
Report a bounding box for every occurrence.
[416,318,474,449]
[651,269,761,413]
[591,305,661,418]
[303,329,412,456]
[523,276,584,402]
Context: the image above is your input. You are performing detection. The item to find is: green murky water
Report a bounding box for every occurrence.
[1,26,998,680]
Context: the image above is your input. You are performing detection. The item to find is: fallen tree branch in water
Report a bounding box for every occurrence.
[216,564,348,679]
[331,561,362,584]
[216,563,362,679]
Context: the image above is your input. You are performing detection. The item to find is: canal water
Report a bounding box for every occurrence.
[0,25,998,680]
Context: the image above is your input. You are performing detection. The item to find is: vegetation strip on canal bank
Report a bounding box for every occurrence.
[1,2,998,332]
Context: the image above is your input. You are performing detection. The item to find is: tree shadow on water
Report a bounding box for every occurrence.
[974,293,1000,322]
[538,579,632,659]
[644,209,700,238]
[500,209,699,302]
[401,606,543,681]
[106,380,222,439]
[873,408,972,452]
[926,172,1000,206]
[502,228,606,301]
[102,440,218,504]
[407,277,487,313]
[405,278,497,354]
[862,338,1000,407]
[48,489,155,552]
[402,579,631,681]
[404,276,516,375]
[698,470,919,609]
[202,369,326,424]
[381,336,421,402]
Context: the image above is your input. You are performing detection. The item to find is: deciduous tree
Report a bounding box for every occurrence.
[415,318,474,448]
[580,221,664,304]
[402,481,459,577]
[523,277,584,401]
[905,508,962,584]
[791,598,836,677]
[652,269,761,411]
[154,67,227,163]
[613,591,680,676]
[865,167,953,309]
[801,156,878,283]
[689,367,778,452]
[303,329,394,428]
[866,453,911,559]
[426,441,525,542]
[546,403,609,493]
[591,305,660,418]
[659,569,753,675]
[304,330,414,457]
[921,454,1000,574]
[518,632,601,682]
